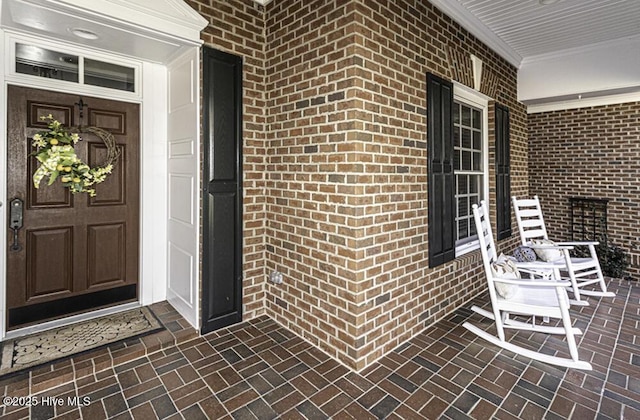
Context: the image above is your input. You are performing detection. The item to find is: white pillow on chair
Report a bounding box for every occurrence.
[531,239,563,262]
[490,254,519,299]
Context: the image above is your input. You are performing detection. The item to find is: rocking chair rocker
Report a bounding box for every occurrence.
[512,196,614,303]
[463,201,592,370]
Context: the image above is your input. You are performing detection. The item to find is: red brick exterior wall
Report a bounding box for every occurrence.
[528,104,640,278]
[188,0,528,370]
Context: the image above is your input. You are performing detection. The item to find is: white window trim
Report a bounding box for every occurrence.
[453,82,490,257]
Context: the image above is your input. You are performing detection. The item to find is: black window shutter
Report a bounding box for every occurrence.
[427,73,455,268]
[495,103,512,240]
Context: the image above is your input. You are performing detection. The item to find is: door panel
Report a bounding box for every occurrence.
[88,143,126,205]
[26,227,73,299]
[6,85,139,329]
[27,102,73,128]
[27,155,71,208]
[26,102,74,208]
[90,109,126,134]
[87,223,125,287]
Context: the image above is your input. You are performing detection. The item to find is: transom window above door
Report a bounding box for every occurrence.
[6,35,141,98]
[15,44,135,92]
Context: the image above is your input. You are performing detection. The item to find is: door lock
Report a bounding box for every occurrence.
[9,198,24,251]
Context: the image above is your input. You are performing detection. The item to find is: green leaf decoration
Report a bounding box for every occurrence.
[48,170,59,185]
[31,115,119,196]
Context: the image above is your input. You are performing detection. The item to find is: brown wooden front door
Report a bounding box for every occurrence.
[6,86,140,330]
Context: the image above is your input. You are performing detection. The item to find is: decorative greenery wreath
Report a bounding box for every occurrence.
[32,115,120,197]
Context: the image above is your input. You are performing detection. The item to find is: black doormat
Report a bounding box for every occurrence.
[0,307,163,378]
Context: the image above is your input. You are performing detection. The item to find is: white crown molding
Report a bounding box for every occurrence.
[46,0,208,43]
[527,90,640,114]
[1,0,209,62]
[427,0,522,68]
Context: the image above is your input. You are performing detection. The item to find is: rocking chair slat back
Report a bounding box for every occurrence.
[518,219,544,228]
[474,202,498,269]
[512,195,549,244]
[517,209,541,218]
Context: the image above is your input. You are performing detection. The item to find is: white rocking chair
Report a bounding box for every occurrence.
[463,201,592,370]
[512,196,614,303]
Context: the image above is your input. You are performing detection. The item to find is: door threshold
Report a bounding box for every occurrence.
[3,302,140,341]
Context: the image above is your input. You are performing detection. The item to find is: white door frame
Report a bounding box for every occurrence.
[0,30,178,339]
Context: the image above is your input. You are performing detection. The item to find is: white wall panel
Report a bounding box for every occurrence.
[168,242,194,303]
[169,174,194,225]
[166,46,200,329]
[169,138,194,158]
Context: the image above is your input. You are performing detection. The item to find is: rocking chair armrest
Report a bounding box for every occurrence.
[554,241,599,247]
[491,276,571,288]
[526,243,574,251]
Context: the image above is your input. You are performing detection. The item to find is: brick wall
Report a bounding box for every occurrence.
[187,0,528,370]
[262,0,364,366]
[262,0,527,370]
[528,104,640,278]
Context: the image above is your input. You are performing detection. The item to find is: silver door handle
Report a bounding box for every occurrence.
[10,198,23,251]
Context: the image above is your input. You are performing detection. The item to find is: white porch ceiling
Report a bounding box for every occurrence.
[429,0,640,67]
[429,0,640,110]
